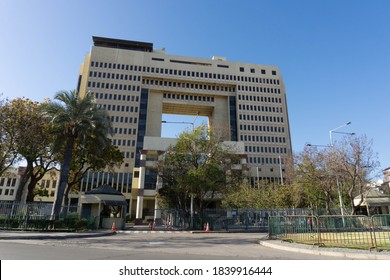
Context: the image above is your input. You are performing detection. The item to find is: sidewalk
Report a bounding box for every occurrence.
[259,238,390,260]
[0,230,116,240]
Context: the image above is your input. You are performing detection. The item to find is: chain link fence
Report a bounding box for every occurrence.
[269,214,390,251]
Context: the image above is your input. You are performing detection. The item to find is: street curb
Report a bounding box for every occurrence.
[117,230,265,234]
[258,239,390,260]
[0,231,116,240]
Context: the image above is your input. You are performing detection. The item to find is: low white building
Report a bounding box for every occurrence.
[0,167,19,201]
[353,187,390,215]
[0,167,59,203]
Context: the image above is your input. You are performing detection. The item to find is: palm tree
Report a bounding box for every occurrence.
[43,90,112,219]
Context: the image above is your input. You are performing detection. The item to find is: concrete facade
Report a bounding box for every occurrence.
[77,36,292,220]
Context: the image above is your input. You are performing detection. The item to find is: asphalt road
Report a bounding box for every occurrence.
[0,232,348,260]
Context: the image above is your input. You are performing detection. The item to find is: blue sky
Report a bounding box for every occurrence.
[1,0,389,173]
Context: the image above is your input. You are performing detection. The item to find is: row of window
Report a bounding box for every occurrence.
[0,178,16,187]
[240,134,287,144]
[0,189,14,196]
[248,157,285,165]
[39,179,57,189]
[163,93,214,103]
[80,171,133,194]
[245,145,288,154]
[122,151,135,159]
[238,95,282,104]
[87,81,140,92]
[240,67,277,76]
[93,92,140,102]
[239,124,285,134]
[97,104,139,115]
[238,104,285,118]
[237,85,281,94]
[240,114,285,123]
[240,105,283,115]
[239,113,284,124]
[143,78,235,93]
[112,116,137,125]
[113,139,136,147]
[112,127,137,135]
[89,71,141,82]
[90,61,279,84]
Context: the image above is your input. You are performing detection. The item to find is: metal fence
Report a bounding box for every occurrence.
[153,208,270,231]
[2,201,365,236]
[151,208,342,231]
[153,209,189,229]
[0,201,79,230]
[269,214,390,251]
[198,208,341,232]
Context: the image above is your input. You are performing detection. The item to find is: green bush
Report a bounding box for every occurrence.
[0,214,96,231]
[27,219,51,230]
[54,215,96,231]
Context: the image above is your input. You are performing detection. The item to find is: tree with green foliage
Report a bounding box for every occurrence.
[43,90,113,219]
[0,97,20,177]
[222,183,263,209]
[63,140,123,205]
[0,97,57,202]
[157,125,245,213]
[222,181,294,209]
[292,147,337,213]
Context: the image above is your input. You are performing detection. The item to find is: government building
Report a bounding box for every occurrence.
[76,36,292,221]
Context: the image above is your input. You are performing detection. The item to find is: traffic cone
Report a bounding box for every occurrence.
[205,222,210,232]
[111,222,117,231]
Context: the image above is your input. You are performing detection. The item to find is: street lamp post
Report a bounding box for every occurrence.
[329,122,355,225]
[279,155,284,185]
[306,122,354,226]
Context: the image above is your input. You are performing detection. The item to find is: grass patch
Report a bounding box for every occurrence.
[280,231,390,251]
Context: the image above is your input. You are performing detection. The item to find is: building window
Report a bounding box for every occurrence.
[240,67,245,72]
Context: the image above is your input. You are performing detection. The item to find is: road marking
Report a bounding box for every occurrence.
[148,242,165,245]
